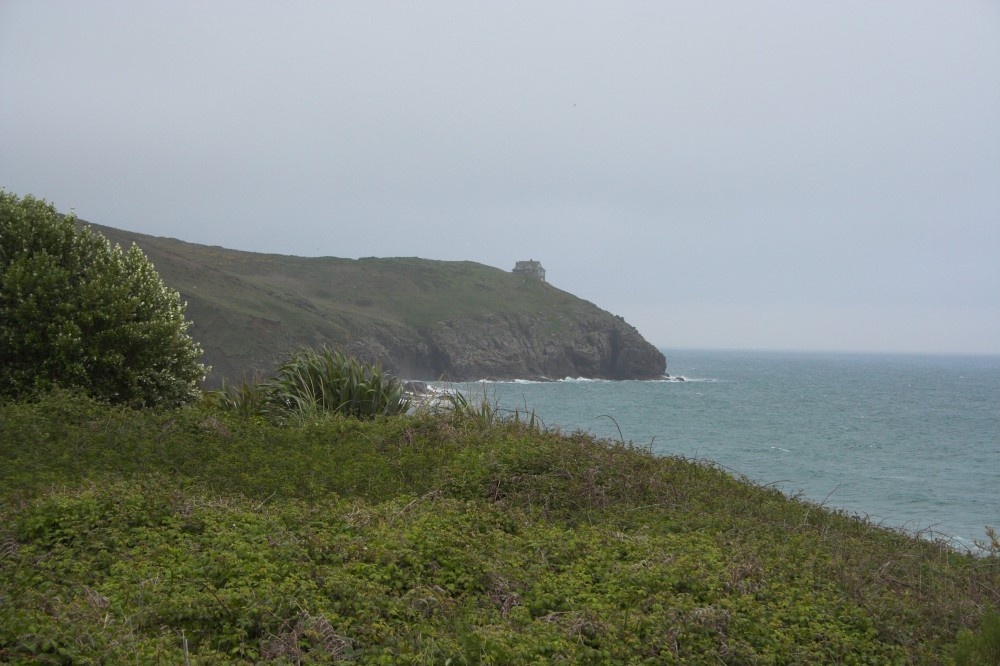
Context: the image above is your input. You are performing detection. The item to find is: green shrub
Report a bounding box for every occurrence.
[0,190,206,407]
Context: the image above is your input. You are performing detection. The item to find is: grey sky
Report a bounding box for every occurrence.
[2,1,998,355]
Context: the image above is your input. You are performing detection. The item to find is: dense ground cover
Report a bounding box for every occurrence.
[1,391,997,664]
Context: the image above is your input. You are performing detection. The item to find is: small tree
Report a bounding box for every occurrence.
[0,190,206,407]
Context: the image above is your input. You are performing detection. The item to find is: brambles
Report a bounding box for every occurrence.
[0,190,206,408]
[2,391,997,663]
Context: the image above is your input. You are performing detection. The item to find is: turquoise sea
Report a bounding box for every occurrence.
[445,350,1000,550]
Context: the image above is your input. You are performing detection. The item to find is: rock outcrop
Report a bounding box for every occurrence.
[346,312,666,381]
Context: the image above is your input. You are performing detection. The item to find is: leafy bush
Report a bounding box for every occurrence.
[0,190,206,407]
[211,347,409,421]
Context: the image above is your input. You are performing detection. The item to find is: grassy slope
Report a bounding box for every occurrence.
[87,224,597,383]
[1,393,997,664]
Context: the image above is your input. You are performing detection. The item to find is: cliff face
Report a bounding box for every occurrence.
[86,223,667,384]
[346,312,666,381]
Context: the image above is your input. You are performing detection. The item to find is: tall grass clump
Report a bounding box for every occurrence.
[211,347,409,422]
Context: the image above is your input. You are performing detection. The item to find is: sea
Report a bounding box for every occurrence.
[442,349,1000,552]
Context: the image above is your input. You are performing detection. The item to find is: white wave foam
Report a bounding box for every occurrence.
[429,375,719,385]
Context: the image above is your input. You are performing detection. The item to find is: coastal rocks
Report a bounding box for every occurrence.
[199,305,666,385]
[352,312,666,381]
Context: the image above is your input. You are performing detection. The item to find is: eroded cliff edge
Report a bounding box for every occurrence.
[89,223,667,385]
[346,312,666,381]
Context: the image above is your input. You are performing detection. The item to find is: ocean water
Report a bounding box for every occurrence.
[444,350,1000,550]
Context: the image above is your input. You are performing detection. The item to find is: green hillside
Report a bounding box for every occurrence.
[86,223,666,386]
[1,392,997,663]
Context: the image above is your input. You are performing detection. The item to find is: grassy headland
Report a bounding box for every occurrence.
[1,391,997,664]
[84,223,666,385]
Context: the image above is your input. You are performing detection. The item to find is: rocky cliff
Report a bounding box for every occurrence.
[346,312,666,381]
[87,223,667,384]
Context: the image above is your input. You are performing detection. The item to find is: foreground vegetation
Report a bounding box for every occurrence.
[6,188,995,663]
[2,392,997,664]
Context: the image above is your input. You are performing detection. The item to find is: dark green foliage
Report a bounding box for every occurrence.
[0,190,206,407]
[1,391,997,663]
[954,610,1000,665]
[210,347,409,422]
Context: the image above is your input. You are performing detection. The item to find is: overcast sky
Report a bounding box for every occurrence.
[2,2,998,355]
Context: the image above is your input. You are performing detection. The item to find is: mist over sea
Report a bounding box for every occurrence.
[444,350,1000,550]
